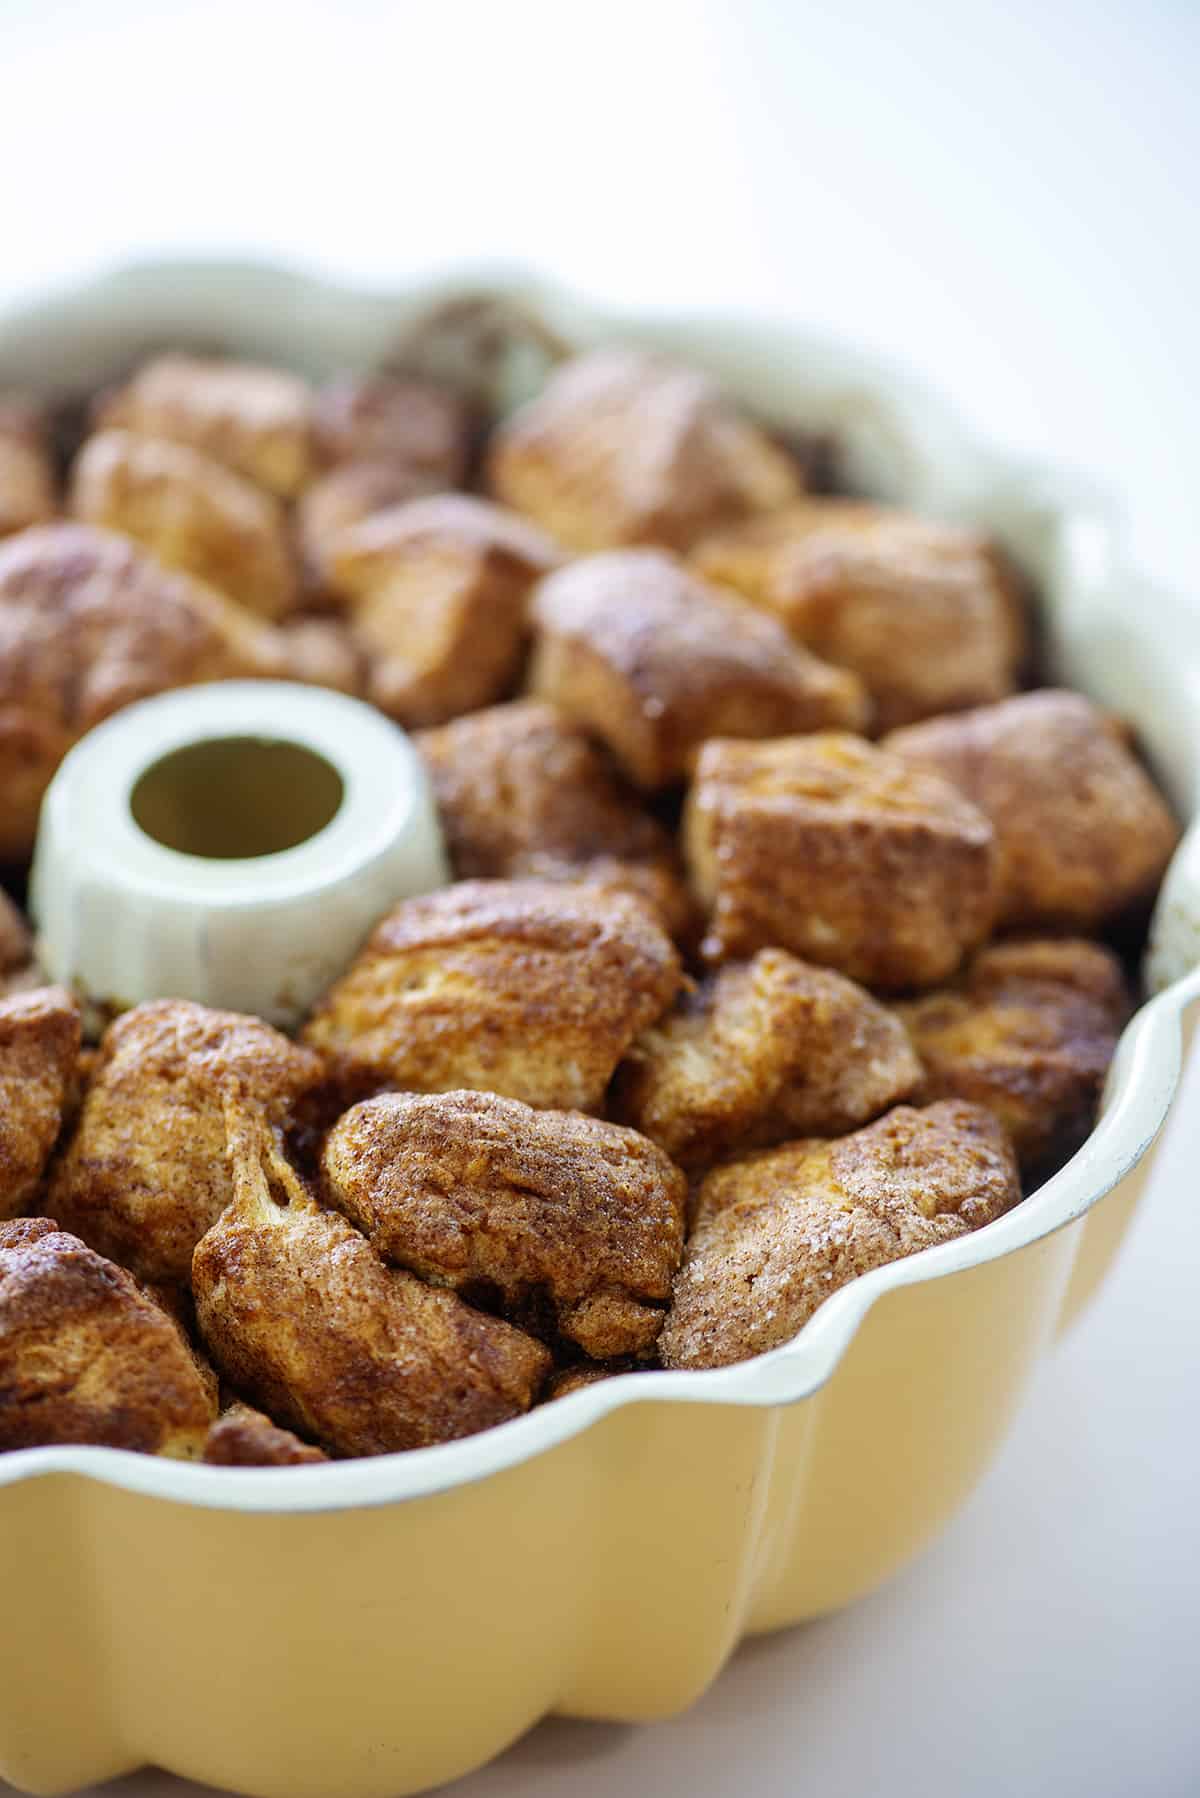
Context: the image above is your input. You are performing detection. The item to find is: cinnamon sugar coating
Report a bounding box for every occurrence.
[660,1101,1019,1369]
[70,429,299,619]
[0,986,81,1220]
[685,733,998,988]
[417,699,691,934]
[327,493,561,725]
[693,500,1026,730]
[97,353,314,497]
[322,1089,687,1358]
[487,346,801,552]
[613,949,921,1171]
[0,394,56,538]
[895,937,1130,1178]
[193,1106,550,1456]
[203,1402,327,1467]
[303,878,681,1112]
[885,690,1180,931]
[0,1216,216,1453]
[529,550,868,788]
[49,999,325,1288]
[0,522,283,859]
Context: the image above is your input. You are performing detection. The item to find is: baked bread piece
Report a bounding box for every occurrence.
[322,1090,687,1359]
[274,615,364,694]
[613,949,922,1171]
[0,891,31,978]
[692,500,1026,730]
[660,1100,1019,1369]
[0,1216,216,1454]
[685,734,998,988]
[545,1361,642,1400]
[885,690,1180,932]
[193,1105,550,1456]
[529,550,868,788]
[303,878,681,1112]
[327,493,561,725]
[487,346,801,552]
[96,353,314,497]
[48,999,325,1289]
[313,373,474,486]
[203,1402,328,1467]
[295,461,442,591]
[417,699,691,935]
[895,937,1130,1178]
[0,986,81,1220]
[0,522,284,860]
[70,429,299,619]
[0,395,56,538]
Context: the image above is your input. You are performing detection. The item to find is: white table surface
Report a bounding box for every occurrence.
[2,2,1198,1794]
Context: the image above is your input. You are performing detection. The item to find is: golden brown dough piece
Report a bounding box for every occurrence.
[313,373,474,485]
[0,891,31,977]
[416,699,691,935]
[203,1402,328,1467]
[193,1105,550,1456]
[660,1100,1020,1369]
[0,523,284,860]
[327,493,561,725]
[0,395,56,537]
[613,949,922,1171]
[322,1090,687,1359]
[274,615,364,694]
[545,1362,642,1400]
[0,987,81,1221]
[885,690,1180,932]
[685,734,998,989]
[97,353,314,497]
[48,998,325,1288]
[487,346,801,552]
[70,429,299,619]
[304,878,681,1111]
[0,1216,216,1454]
[895,938,1130,1178]
[295,461,442,591]
[529,550,868,788]
[692,500,1026,731]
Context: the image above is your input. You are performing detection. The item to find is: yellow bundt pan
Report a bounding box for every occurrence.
[1,263,1198,1798]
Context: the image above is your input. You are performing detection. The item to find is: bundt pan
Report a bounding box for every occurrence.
[0,262,1197,1798]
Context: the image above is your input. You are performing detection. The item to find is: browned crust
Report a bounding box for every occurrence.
[529,549,869,787]
[313,374,474,486]
[322,1089,687,1358]
[0,523,284,860]
[684,733,999,988]
[416,699,692,935]
[693,499,1026,730]
[0,985,81,1220]
[303,878,681,1112]
[613,948,922,1170]
[895,937,1131,1176]
[327,494,562,726]
[0,1217,216,1453]
[70,429,300,620]
[203,1402,327,1466]
[192,1103,551,1456]
[486,346,802,552]
[97,353,314,497]
[48,998,325,1288]
[660,1101,1020,1368]
[885,691,1180,931]
[0,394,56,538]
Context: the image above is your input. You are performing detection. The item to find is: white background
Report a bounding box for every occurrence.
[2,2,1198,1794]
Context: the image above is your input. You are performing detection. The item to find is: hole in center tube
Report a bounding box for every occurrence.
[129,736,344,860]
